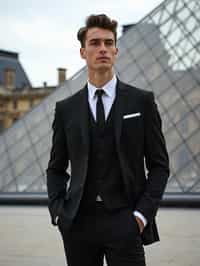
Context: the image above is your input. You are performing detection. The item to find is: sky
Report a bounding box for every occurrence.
[0,0,164,87]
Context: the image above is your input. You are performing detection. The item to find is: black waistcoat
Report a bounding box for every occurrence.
[79,99,129,211]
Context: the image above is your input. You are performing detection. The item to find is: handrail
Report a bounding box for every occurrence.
[0,193,200,207]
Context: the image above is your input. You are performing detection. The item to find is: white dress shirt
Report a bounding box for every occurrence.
[87,75,147,227]
[88,75,117,120]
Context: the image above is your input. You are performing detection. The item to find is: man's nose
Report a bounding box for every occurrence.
[99,42,107,52]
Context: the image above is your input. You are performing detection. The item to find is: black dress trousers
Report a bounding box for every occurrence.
[58,204,146,266]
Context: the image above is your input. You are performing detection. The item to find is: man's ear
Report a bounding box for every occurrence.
[115,47,119,55]
[80,48,86,59]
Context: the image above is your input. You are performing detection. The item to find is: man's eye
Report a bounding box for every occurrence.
[90,41,99,46]
[105,40,114,46]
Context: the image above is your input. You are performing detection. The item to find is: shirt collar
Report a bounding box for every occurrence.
[88,75,117,100]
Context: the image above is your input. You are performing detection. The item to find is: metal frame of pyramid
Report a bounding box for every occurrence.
[0,0,199,204]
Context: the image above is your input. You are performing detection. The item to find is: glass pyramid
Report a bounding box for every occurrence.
[0,0,199,194]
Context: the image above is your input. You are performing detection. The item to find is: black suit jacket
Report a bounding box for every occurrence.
[46,79,170,245]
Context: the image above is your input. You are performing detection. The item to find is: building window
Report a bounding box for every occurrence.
[13,117,18,123]
[0,120,4,132]
[13,100,17,109]
[30,99,34,108]
[4,68,16,89]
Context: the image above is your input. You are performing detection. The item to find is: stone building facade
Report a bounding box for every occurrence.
[0,50,66,131]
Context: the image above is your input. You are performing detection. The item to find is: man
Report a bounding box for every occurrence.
[46,14,170,266]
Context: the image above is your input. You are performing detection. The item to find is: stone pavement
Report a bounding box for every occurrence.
[0,206,199,266]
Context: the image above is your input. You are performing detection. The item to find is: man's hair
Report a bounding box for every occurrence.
[77,14,118,47]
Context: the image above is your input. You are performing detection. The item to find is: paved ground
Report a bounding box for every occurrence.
[0,206,199,266]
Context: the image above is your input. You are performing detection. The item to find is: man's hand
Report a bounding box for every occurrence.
[135,216,145,234]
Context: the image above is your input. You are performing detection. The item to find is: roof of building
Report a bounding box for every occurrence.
[0,50,32,89]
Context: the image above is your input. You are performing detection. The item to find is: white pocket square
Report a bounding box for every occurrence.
[123,112,141,119]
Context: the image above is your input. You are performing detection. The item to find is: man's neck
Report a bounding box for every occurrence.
[88,70,114,88]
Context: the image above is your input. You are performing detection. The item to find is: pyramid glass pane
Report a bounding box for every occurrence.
[0,0,199,195]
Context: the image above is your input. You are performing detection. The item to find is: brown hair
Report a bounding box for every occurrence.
[77,14,118,47]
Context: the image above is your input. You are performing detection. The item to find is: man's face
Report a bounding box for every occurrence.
[80,27,118,72]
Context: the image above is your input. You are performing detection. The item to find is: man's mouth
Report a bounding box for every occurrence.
[96,57,110,61]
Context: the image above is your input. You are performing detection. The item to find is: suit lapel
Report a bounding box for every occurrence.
[79,85,90,155]
[114,79,128,148]
[114,80,135,200]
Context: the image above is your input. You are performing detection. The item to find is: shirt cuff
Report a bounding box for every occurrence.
[133,211,147,227]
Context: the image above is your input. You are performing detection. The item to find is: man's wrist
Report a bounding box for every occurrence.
[133,210,147,227]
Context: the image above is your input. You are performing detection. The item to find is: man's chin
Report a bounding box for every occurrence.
[95,64,112,72]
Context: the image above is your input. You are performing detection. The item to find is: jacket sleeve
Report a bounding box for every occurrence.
[46,102,70,225]
[136,92,170,223]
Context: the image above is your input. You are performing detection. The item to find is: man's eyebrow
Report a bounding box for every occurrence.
[88,38,114,42]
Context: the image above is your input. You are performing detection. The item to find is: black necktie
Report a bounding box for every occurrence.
[95,89,105,128]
